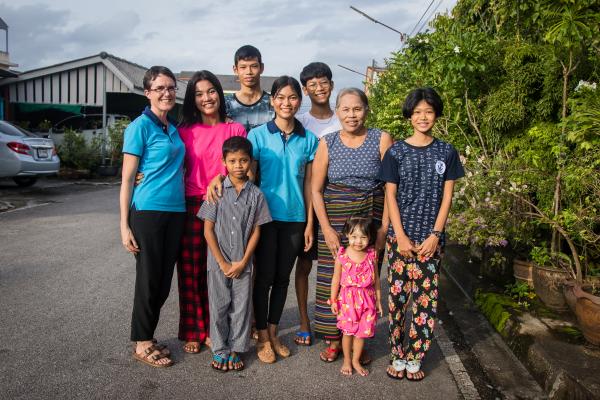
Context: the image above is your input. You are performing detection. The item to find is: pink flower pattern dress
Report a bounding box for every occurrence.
[335,246,377,338]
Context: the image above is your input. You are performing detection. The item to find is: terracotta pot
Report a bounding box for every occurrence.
[513,259,534,287]
[563,280,578,313]
[575,296,600,345]
[532,264,569,311]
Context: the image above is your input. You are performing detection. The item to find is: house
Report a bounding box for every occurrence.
[0,18,20,120]
[0,51,186,128]
[176,71,277,94]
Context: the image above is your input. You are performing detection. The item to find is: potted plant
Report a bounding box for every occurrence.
[529,246,572,311]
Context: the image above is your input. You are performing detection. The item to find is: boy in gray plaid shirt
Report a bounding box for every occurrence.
[198,136,271,372]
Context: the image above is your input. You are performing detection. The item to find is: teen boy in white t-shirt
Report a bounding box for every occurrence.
[294,62,341,347]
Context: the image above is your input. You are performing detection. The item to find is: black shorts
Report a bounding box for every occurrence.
[298,213,318,261]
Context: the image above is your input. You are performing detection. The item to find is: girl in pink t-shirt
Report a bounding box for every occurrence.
[176,71,246,369]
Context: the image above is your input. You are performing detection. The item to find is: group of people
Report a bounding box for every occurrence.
[119,44,464,381]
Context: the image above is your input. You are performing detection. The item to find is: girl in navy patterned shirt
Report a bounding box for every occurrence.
[379,87,464,381]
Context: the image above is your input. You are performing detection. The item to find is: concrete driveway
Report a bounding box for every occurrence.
[0,184,473,399]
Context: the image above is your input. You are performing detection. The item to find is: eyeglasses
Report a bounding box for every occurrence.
[306,81,331,91]
[148,86,178,94]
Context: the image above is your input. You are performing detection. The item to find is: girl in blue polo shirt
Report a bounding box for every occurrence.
[247,76,318,364]
[120,66,186,368]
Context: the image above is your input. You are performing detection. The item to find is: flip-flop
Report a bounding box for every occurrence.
[406,371,425,381]
[386,365,404,380]
[228,353,245,371]
[294,331,312,346]
[320,346,341,363]
[211,353,229,372]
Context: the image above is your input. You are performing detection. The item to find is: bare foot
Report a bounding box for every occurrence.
[340,361,353,375]
[205,337,212,349]
[352,359,369,376]
[183,341,201,354]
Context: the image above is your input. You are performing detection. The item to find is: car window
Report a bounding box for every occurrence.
[0,121,39,137]
[83,116,103,130]
[56,116,84,131]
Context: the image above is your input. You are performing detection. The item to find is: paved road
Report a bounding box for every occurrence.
[0,183,471,399]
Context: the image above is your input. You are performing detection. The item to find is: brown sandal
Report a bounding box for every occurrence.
[272,341,290,358]
[256,341,276,364]
[132,345,174,368]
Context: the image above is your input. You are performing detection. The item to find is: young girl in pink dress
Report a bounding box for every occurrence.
[329,216,383,376]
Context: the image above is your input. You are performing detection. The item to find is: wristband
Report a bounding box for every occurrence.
[431,230,442,239]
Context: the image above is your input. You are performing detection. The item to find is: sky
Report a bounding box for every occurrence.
[0,0,456,96]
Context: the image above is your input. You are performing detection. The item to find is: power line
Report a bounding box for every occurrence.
[350,6,408,41]
[408,0,435,37]
[415,0,444,35]
[337,64,367,78]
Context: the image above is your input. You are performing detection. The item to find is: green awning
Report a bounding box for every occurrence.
[15,103,83,114]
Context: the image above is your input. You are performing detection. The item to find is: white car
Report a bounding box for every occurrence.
[0,120,60,186]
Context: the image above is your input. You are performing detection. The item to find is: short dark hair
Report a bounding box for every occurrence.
[222,136,253,159]
[299,62,333,86]
[234,45,262,65]
[143,66,176,90]
[402,87,443,119]
[335,87,369,110]
[342,216,376,246]
[271,76,302,103]
[180,70,227,126]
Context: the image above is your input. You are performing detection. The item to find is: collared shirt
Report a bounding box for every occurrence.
[122,106,185,212]
[197,177,272,272]
[247,119,319,222]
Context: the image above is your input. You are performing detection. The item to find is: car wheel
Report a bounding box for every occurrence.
[13,177,38,187]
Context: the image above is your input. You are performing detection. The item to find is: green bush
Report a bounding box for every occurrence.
[57,128,101,170]
[107,118,130,166]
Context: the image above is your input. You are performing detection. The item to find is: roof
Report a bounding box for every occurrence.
[177,71,278,92]
[0,18,7,30]
[0,52,186,99]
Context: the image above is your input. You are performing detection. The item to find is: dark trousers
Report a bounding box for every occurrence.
[253,221,304,330]
[129,208,185,341]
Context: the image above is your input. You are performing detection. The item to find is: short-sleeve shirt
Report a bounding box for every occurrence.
[379,138,464,246]
[325,128,383,191]
[297,111,341,139]
[247,119,319,222]
[197,177,272,272]
[122,107,185,212]
[225,91,274,132]
[178,122,246,198]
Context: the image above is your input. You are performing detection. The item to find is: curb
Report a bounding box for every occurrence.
[443,246,600,399]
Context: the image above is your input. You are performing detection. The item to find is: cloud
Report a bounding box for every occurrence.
[0,3,140,69]
[2,0,456,92]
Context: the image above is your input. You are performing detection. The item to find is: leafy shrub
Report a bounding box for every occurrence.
[57,128,101,170]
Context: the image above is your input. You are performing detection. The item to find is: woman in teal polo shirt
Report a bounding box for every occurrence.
[248,76,318,364]
[120,66,186,368]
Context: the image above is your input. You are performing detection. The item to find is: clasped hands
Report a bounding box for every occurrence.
[218,259,246,279]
